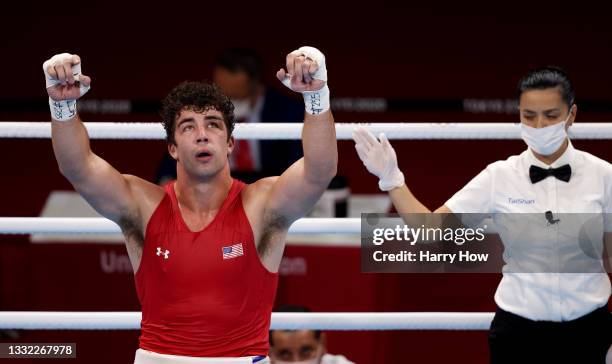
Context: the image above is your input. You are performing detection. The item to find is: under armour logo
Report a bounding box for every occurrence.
[156,247,170,259]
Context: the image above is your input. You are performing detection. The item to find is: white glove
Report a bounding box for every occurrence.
[42,53,91,121]
[352,127,405,191]
[277,46,330,115]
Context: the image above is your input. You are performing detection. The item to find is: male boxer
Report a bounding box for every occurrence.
[44,46,337,363]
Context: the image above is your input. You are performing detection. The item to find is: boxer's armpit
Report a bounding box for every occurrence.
[119,213,144,248]
[257,211,289,257]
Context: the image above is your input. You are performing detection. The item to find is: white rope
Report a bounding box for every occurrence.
[272,312,493,331]
[0,217,361,235]
[2,122,612,139]
[0,311,494,330]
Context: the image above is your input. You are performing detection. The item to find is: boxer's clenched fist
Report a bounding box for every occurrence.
[43,53,91,121]
[277,46,330,115]
[43,53,91,101]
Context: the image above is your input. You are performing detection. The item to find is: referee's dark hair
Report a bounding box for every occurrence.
[517,66,575,107]
[269,304,322,346]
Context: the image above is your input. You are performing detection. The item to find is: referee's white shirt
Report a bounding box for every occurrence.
[445,141,611,321]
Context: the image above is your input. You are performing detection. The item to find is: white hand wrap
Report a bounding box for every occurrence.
[48,98,78,122]
[42,53,90,121]
[281,46,330,115]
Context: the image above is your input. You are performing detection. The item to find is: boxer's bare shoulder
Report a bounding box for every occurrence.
[115,176,164,232]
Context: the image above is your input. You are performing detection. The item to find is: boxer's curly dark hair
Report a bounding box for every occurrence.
[161,81,235,145]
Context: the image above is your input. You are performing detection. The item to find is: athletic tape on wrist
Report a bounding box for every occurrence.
[303,84,330,115]
[49,98,77,122]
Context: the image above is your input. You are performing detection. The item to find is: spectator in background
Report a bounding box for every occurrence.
[269,305,355,364]
[157,48,304,184]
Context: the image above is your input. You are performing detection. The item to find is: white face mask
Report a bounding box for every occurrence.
[232,98,252,120]
[520,114,571,156]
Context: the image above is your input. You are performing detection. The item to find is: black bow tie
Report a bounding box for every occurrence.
[529,164,571,184]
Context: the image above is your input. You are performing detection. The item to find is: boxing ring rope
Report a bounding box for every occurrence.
[0,122,610,333]
[1,122,612,139]
[0,217,360,235]
[0,312,494,330]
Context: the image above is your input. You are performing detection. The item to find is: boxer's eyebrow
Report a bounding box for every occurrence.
[204,115,223,121]
[177,117,195,128]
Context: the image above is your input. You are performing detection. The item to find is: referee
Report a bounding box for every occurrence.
[353,66,611,363]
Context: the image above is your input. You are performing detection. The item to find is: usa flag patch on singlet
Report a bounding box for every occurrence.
[222,243,244,260]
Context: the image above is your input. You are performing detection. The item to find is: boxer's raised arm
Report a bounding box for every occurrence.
[44,53,155,224]
[263,46,337,224]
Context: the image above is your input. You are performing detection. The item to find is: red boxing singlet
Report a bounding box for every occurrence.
[135,179,278,357]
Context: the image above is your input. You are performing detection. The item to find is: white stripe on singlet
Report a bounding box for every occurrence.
[134,349,270,364]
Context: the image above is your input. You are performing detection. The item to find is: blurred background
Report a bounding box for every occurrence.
[0,1,611,363]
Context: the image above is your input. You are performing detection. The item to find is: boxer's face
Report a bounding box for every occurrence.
[519,87,575,129]
[169,107,234,179]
